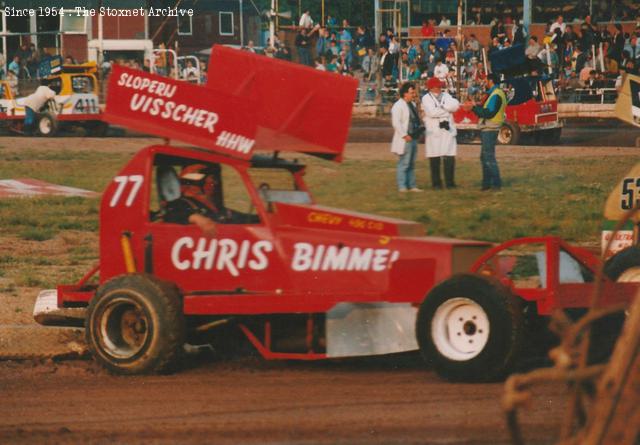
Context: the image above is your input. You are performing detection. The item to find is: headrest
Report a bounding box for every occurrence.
[157,165,181,202]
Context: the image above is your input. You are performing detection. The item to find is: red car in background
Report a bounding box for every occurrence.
[455,76,562,145]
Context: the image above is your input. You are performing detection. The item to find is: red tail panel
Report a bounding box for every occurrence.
[207,45,358,162]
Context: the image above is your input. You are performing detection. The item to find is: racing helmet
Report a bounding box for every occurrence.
[179,163,217,199]
[179,163,213,184]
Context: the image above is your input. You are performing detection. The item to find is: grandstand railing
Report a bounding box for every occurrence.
[557,87,618,104]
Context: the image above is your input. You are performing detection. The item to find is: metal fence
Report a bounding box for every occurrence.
[354,74,622,110]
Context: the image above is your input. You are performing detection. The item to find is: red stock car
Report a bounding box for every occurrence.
[33,48,633,381]
[455,77,562,145]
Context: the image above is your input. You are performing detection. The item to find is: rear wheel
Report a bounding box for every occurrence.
[85,274,185,375]
[37,112,58,137]
[498,121,521,145]
[416,274,524,381]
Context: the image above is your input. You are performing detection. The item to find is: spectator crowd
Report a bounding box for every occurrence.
[268,8,640,104]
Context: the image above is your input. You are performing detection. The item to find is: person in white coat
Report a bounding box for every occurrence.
[390,82,423,192]
[422,77,460,188]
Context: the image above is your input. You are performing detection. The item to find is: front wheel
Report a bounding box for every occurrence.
[85,274,185,375]
[416,274,524,381]
[37,112,58,137]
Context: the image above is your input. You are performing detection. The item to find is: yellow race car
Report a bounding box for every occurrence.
[0,62,107,136]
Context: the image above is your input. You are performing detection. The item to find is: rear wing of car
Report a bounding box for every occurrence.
[102,47,357,162]
[102,64,258,160]
[207,45,358,162]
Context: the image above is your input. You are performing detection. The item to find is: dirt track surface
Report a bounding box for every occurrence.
[1,134,638,161]
[0,357,566,445]
[348,118,640,147]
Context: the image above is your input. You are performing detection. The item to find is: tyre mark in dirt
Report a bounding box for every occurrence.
[0,361,566,444]
[1,397,461,429]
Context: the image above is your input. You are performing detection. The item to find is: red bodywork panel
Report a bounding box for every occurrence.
[56,114,101,121]
[59,143,491,315]
[0,113,102,122]
[206,45,358,162]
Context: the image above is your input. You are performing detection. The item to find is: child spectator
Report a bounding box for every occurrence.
[326,55,339,73]
[328,40,340,57]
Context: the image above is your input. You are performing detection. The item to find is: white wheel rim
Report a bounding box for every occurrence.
[617,266,640,283]
[98,297,150,359]
[431,297,490,361]
[39,118,51,134]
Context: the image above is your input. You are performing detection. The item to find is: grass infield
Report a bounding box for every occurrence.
[0,144,635,290]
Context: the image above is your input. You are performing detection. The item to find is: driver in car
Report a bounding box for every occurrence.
[163,163,231,236]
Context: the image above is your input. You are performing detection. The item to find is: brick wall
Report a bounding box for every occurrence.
[90,15,146,40]
[61,34,88,62]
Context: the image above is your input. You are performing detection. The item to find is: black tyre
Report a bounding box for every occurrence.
[603,246,640,281]
[85,274,185,375]
[416,274,524,382]
[498,121,521,145]
[37,112,58,137]
[584,246,640,363]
